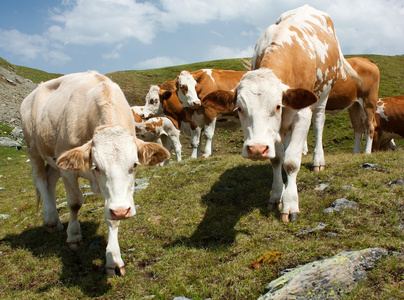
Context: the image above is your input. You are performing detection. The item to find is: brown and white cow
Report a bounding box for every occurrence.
[204,5,359,222]
[20,71,169,276]
[142,69,246,158]
[372,95,404,151]
[326,57,380,153]
[131,105,182,163]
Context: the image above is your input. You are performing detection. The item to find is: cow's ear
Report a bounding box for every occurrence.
[136,139,170,166]
[202,90,236,113]
[57,141,92,171]
[160,89,172,101]
[282,88,318,110]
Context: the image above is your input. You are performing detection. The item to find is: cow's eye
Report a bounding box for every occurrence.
[234,106,243,114]
[91,163,100,172]
[129,163,138,174]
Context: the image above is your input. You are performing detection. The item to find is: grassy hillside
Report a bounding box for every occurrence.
[0,55,403,299]
[0,57,62,84]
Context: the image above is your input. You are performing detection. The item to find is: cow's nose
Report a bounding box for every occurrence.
[192,100,201,107]
[110,207,132,220]
[246,145,269,159]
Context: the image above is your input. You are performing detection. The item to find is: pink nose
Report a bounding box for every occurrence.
[246,145,269,159]
[110,207,132,220]
[192,100,201,107]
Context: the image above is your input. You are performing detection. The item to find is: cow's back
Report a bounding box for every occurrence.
[252,5,347,94]
[194,69,246,99]
[21,71,134,159]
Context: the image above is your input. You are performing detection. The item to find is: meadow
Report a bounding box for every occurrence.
[0,55,403,299]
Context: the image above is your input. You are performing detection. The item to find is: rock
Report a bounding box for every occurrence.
[315,183,329,191]
[0,214,11,220]
[11,126,24,141]
[363,162,379,169]
[323,198,358,214]
[0,137,22,149]
[259,248,389,300]
[296,223,328,236]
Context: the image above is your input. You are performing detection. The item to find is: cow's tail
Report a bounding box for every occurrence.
[36,188,42,214]
[341,55,362,87]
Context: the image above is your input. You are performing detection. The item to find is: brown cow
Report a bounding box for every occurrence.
[326,57,380,153]
[372,95,404,151]
[202,5,359,222]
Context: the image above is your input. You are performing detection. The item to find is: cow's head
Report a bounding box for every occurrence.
[176,70,201,108]
[57,126,169,221]
[142,85,172,118]
[204,69,317,160]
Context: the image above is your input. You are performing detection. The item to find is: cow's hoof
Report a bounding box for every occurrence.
[67,240,83,251]
[281,213,290,223]
[313,165,326,172]
[290,213,300,222]
[106,266,126,277]
[44,223,64,233]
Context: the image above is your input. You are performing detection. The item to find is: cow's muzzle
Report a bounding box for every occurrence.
[246,145,270,160]
[109,207,132,220]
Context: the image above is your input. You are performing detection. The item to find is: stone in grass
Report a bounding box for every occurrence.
[258,248,388,300]
[323,198,358,214]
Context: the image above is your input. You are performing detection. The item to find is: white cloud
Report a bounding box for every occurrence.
[0,29,47,60]
[135,56,187,70]
[102,43,124,59]
[46,0,161,45]
[206,45,255,61]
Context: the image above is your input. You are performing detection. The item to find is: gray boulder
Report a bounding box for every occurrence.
[258,248,388,300]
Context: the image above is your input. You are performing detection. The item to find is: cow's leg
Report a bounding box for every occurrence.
[105,219,125,276]
[202,118,216,158]
[281,109,312,222]
[60,171,83,249]
[167,130,182,162]
[269,141,285,210]
[363,105,376,154]
[28,151,63,232]
[348,102,365,154]
[312,99,327,172]
[159,135,171,166]
[190,127,202,158]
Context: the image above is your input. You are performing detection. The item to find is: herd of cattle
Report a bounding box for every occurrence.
[19,5,403,276]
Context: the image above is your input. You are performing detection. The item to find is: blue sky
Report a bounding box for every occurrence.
[0,0,403,75]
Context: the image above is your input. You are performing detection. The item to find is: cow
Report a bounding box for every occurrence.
[176,69,246,157]
[131,105,182,163]
[202,5,359,222]
[142,84,207,159]
[326,57,380,153]
[142,69,246,158]
[372,95,404,151]
[20,71,169,276]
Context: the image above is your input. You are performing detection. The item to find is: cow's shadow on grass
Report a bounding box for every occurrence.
[1,220,110,297]
[168,162,280,249]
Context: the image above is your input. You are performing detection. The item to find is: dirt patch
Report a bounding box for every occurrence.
[0,66,37,126]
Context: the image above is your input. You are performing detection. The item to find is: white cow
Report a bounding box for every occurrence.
[131,105,182,163]
[20,71,169,276]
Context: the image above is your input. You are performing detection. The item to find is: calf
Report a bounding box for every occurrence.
[131,105,182,163]
[372,95,404,151]
[204,5,359,222]
[20,71,169,276]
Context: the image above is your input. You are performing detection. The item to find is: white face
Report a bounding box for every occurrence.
[143,85,163,118]
[235,69,287,160]
[90,127,138,220]
[177,71,201,108]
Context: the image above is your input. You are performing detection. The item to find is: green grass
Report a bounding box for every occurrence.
[0,55,404,299]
